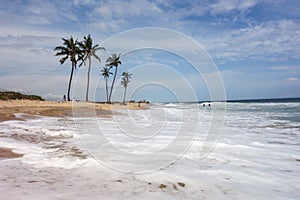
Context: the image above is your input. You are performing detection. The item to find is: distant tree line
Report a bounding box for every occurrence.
[54,35,132,103]
[0,91,44,101]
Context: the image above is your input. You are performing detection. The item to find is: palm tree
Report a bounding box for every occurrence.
[106,53,122,103]
[79,34,105,101]
[101,67,113,103]
[54,36,82,101]
[121,72,132,104]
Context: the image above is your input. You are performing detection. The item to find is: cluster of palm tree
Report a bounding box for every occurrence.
[54,35,131,103]
[121,72,132,104]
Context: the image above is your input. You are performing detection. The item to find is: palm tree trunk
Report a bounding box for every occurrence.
[105,78,109,103]
[86,57,91,101]
[109,67,118,103]
[67,62,75,101]
[123,86,127,104]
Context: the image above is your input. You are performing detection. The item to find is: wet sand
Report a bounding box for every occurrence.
[0,147,23,160]
[0,100,148,160]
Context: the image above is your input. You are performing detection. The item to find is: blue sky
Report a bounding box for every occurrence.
[0,0,299,102]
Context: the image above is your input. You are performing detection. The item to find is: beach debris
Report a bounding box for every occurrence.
[27,180,38,183]
[159,184,167,189]
[178,182,185,187]
[173,184,178,190]
[158,182,185,190]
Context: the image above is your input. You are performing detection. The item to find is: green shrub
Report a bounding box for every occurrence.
[0,91,44,101]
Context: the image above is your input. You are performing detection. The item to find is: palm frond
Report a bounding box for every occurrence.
[94,45,106,51]
[92,52,101,62]
[59,56,68,64]
[106,53,122,67]
[54,46,67,51]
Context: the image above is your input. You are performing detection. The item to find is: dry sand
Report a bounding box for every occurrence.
[0,100,148,122]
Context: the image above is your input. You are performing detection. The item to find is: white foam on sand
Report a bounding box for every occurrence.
[0,103,300,199]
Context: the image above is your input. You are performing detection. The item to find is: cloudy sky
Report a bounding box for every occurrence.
[0,0,299,102]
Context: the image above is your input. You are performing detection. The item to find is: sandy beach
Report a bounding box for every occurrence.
[0,100,300,199]
[0,100,148,122]
[0,100,148,160]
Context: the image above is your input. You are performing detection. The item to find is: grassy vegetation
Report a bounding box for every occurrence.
[0,91,44,101]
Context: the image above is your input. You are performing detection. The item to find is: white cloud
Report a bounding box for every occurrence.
[210,0,258,15]
[86,0,165,33]
[5,88,33,95]
[201,20,300,62]
[0,45,58,76]
[270,66,293,71]
[89,20,128,33]
[73,0,95,6]
[0,34,59,48]
[285,77,299,81]
[0,30,90,76]
[42,92,64,101]
[94,0,162,19]
[0,0,78,27]
[0,27,73,38]
[0,74,68,97]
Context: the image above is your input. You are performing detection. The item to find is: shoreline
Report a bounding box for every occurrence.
[0,100,149,122]
[0,100,149,160]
